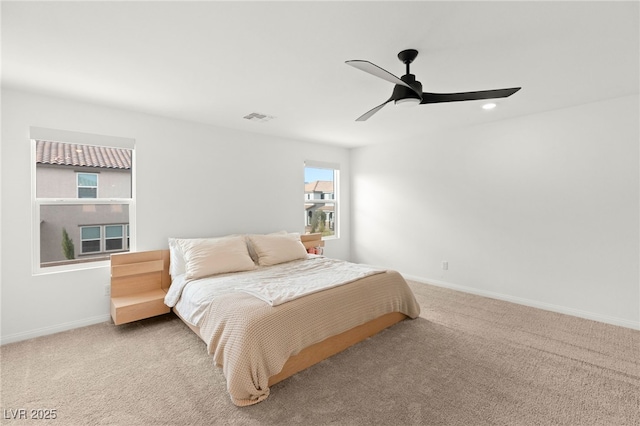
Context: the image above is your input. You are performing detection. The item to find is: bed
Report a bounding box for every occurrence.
[110,233,420,406]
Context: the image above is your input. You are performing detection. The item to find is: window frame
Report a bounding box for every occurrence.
[80,225,102,254]
[77,172,98,198]
[104,224,127,252]
[304,161,340,239]
[31,130,136,275]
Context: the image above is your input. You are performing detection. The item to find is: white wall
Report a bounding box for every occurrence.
[351,95,639,329]
[0,89,351,344]
[2,89,637,343]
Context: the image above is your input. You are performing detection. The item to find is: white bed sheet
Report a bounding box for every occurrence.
[165,255,384,326]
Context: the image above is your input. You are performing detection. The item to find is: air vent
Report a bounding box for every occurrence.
[243,112,275,123]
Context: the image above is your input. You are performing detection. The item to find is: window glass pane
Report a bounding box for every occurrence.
[81,226,101,239]
[39,204,129,267]
[82,240,101,253]
[77,173,97,187]
[105,239,123,251]
[304,166,336,237]
[35,140,132,199]
[78,187,97,198]
[305,167,334,183]
[105,225,123,238]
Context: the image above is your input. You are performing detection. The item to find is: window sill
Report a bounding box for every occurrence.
[33,259,109,276]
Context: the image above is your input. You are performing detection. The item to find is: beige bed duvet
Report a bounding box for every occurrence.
[198,270,421,406]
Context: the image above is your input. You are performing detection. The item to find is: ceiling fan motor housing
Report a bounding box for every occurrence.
[393,74,423,103]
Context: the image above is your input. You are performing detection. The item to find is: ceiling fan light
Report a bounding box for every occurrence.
[395,97,421,107]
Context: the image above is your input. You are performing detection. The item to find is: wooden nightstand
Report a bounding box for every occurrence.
[301,233,325,252]
[110,250,171,325]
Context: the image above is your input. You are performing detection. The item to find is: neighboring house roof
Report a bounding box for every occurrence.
[305,180,333,193]
[35,140,132,169]
[317,205,334,212]
[305,204,334,212]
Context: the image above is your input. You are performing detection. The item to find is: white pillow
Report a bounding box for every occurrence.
[179,235,256,280]
[248,233,308,266]
[168,237,186,278]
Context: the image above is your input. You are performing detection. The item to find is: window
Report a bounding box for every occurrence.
[81,226,102,253]
[105,224,127,251]
[32,128,135,272]
[304,161,339,238]
[77,173,98,198]
[81,224,129,253]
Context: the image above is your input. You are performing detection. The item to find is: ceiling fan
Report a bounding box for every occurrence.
[346,49,521,121]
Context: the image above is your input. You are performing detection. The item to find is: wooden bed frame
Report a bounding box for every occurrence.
[110,233,407,387]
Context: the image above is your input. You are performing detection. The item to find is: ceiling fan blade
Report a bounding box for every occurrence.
[346,60,416,91]
[355,98,393,121]
[420,87,521,104]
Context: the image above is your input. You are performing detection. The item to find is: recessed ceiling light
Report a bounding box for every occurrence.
[482,103,497,110]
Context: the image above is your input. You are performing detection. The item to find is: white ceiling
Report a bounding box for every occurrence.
[2,1,638,148]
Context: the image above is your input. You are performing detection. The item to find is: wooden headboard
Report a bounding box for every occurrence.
[110,233,324,325]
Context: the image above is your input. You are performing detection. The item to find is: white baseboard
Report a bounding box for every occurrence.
[2,275,637,345]
[1,314,111,345]
[403,273,640,331]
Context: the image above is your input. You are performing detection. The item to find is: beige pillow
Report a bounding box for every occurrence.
[245,230,287,262]
[248,233,308,266]
[179,235,256,280]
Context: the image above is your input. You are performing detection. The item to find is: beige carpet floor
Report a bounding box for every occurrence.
[1,281,638,426]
